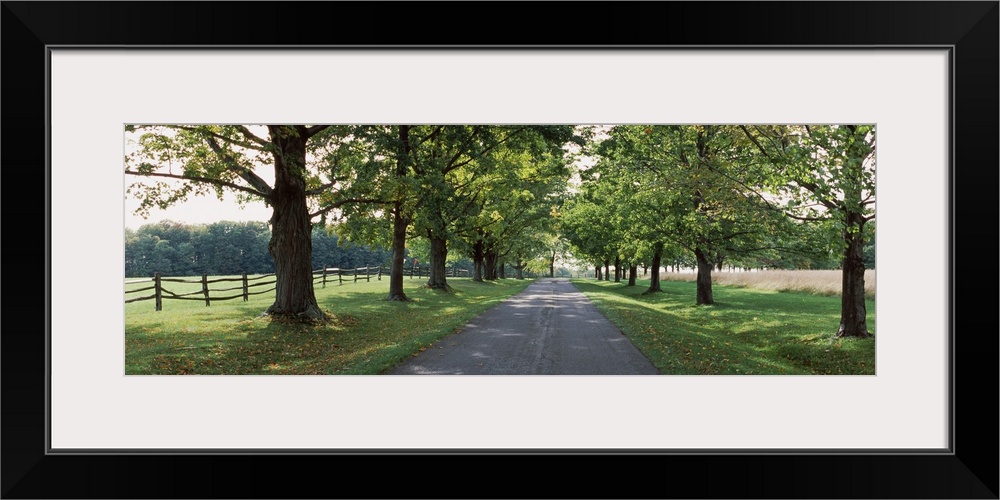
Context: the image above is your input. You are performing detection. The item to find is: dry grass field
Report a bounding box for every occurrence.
[660,270,875,299]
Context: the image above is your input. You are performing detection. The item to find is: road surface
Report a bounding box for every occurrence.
[388,278,659,375]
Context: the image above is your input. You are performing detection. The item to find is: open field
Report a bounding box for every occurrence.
[125,277,533,375]
[572,278,875,375]
[659,269,875,299]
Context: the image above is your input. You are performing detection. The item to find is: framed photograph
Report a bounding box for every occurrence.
[4,2,996,498]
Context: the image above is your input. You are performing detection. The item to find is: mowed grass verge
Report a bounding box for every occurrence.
[571,279,875,375]
[125,277,533,375]
[660,269,875,299]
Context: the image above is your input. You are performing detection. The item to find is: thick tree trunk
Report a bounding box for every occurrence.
[604,259,610,281]
[264,127,323,320]
[516,258,525,280]
[472,240,485,282]
[645,243,663,293]
[549,251,556,278]
[498,262,506,279]
[485,250,498,281]
[627,264,637,286]
[386,203,409,301]
[595,265,601,280]
[642,264,647,277]
[837,215,871,337]
[614,255,621,282]
[425,231,450,290]
[694,248,714,305]
[386,126,413,301]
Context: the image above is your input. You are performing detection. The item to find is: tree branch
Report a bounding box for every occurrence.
[309,198,390,218]
[174,126,266,151]
[234,126,270,147]
[739,125,770,159]
[125,170,267,198]
[784,212,832,222]
[304,125,331,138]
[204,137,274,196]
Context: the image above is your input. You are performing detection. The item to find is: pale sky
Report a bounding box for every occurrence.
[124,125,275,229]
[124,191,273,229]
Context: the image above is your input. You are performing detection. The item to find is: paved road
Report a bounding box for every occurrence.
[388,278,659,375]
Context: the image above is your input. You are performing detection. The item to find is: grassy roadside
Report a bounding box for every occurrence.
[125,277,533,375]
[660,269,876,299]
[572,278,875,375]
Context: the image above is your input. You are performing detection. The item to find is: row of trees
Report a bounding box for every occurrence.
[126,125,580,318]
[561,125,875,338]
[125,124,874,337]
[125,221,391,277]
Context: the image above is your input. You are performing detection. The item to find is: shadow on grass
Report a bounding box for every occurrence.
[571,278,875,375]
[125,279,534,375]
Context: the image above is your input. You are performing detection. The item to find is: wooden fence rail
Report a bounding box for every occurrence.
[126,265,473,311]
[126,265,385,311]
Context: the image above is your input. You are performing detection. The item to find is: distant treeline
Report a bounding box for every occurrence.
[125,221,392,277]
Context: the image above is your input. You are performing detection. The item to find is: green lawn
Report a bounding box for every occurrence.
[125,277,533,375]
[571,278,875,375]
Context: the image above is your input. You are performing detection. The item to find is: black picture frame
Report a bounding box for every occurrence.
[3,2,997,498]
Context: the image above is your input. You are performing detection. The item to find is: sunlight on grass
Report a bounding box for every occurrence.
[126,277,533,375]
[572,278,875,375]
[659,269,875,299]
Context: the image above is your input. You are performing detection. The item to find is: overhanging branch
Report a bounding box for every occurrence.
[125,170,268,198]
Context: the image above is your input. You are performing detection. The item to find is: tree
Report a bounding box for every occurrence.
[741,125,876,337]
[595,125,790,303]
[126,125,379,320]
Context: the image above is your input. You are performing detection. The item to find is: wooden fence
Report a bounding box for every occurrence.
[125,265,469,311]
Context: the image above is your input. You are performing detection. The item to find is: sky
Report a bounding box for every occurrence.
[125,126,275,229]
[125,188,272,229]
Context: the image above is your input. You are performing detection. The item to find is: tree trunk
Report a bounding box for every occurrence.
[516,258,525,280]
[498,261,506,279]
[645,243,663,293]
[386,201,410,301]
[642,264,647,277]
[604,259,610,281]
[595,265,601,280]
[694,247,714,305]
[472,240,485,282]
[264,127,323,320]
[549,251,556,278]
[837,215,870,337]
[425,231,450,290]
[386,126,413,301]
[627,264,637,286]
[614,255,621,282]
[485,250,498,281]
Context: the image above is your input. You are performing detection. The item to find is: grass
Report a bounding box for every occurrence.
[571,278,875,375]
[125,277,533,375]
[659,269,875,299]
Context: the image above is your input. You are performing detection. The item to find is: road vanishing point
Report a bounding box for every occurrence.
[388,278,660,375]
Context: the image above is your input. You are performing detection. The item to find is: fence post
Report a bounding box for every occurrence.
[366,266,371,282]
[202,274,210,306]
[354,267,359,283]
[154,272,162,311]
[410,264,415,279]
[338,269,343,285]
[242,273,248,301]
[378,266,382,281]
[322,265,327,288]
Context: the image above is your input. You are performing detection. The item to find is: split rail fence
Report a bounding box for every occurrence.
[125,265,468,311]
